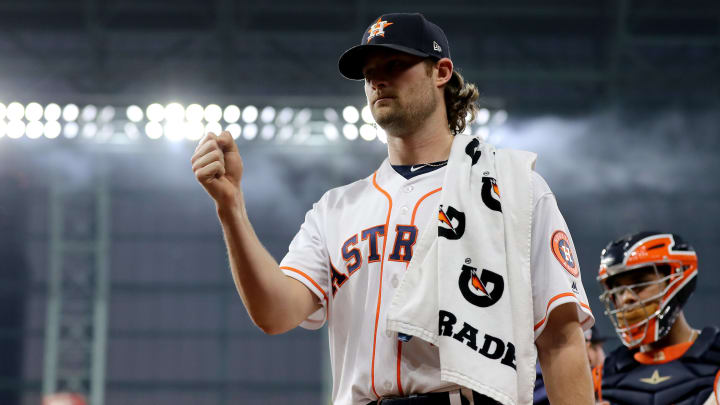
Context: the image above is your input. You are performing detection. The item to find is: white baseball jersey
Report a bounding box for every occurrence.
[279,158,594,405]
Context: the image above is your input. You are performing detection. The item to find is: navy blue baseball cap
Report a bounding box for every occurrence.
[338,13,451,80]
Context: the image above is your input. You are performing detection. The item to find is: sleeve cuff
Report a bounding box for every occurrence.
[280,266,328,330]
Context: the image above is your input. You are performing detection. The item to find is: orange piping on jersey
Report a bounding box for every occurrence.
[591,365,602,401]
[396,340,404,395]
[633,340,694,365]
[280,266,328,303]
[280,266,330,322]
[370,171,393,399]
[392,186,443,394]
[533,292,592,331]
[410,187,442,226]
[714,369,719,405]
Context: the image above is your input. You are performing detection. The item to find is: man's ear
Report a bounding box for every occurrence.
[435,58,453,87]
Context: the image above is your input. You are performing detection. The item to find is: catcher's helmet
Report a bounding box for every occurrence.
[597,231,697,348]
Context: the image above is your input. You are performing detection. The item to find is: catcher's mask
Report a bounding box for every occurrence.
[597,231,697,348]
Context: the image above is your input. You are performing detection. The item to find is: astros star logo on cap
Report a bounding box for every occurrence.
[367,18,394,42]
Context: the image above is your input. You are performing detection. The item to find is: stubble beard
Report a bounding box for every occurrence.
[373,83,438,137]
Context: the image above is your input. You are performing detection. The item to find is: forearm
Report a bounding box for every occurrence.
[217,195,317,334]
[536,304,594,405]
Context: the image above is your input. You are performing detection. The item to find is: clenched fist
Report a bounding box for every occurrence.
[191,131,244,207]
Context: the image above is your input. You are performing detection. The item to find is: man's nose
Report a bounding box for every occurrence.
[368,76,388,90]
[618,287,637,305]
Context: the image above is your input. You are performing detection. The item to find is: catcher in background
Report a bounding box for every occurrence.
[594,231,720,405]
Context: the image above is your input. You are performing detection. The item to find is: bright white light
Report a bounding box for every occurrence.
[294,108,312,125]
[260,124,275,140]
[126,105,143,123]
[323,123,338,141]
[243,124,258,140]
[7,121,25,139]
[476,126,490,141]
[25,102,44,122]
[361,106,375,124]
[185,104,204,122]
[44,103,62,121]
[476,108,490,125]
[26,121,44,139]
[0,120,5,138]
[204,104,222,123]
[204,122,222,136]
[7,102,25,121]
[342,124,358,140]
[185,122,205,141]
[360,124,376,141]
[99,106,115,122]
[323,108,339,122]
[81,105,98,121]
[64,122,79,138]
[260,106,276,123]
[276,107,294,124]
[124,123,139,140]
[0,103,5,120]
[98,124,114,141]
[377,127,387,144]
[278,126,293,142]
[492,109,508,126]
[226,123,241,139]
[82,123,98,138]
[164,103,185,123]
[223,105,241,123]
[294,126,311,144]
[145,122,163,139]
[44,121,62,139]
[164,121,185,142]
[63,104,80,122]
[242,105,258,123]
[342,106,360,123]
[146,103,164,122]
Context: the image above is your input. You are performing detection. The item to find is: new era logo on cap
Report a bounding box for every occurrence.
[338,12,451,80]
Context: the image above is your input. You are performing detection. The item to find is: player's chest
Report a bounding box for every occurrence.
[325,183,442,299]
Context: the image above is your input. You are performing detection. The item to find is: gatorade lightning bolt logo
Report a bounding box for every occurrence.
[459,264,504,307]
[367,18,394,43]
[481,177,502,212]
[551,230,579,277]
[438,205,465,240]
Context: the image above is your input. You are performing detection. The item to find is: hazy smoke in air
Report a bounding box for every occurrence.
[492,108,719,195]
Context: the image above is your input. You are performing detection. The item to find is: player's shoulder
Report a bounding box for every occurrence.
[687,325,720,361]
[603,343,637,375]
[317,173,376,209]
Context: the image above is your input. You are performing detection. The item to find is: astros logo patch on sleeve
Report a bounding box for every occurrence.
[551,230,578,277]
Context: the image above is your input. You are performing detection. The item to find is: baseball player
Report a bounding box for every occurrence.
[594,231,720,405]
[192,12,595,405]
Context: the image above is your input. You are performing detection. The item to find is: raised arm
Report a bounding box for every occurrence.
[191,131,321,334]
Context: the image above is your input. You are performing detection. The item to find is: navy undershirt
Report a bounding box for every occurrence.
[391,160,448,180]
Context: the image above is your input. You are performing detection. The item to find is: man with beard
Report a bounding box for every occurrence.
[192,12,594,405]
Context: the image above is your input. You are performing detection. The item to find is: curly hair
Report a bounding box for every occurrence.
[444,70,480,135]
[425,60,480,135]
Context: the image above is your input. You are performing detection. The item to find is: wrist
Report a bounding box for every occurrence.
[215,192,247,221]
